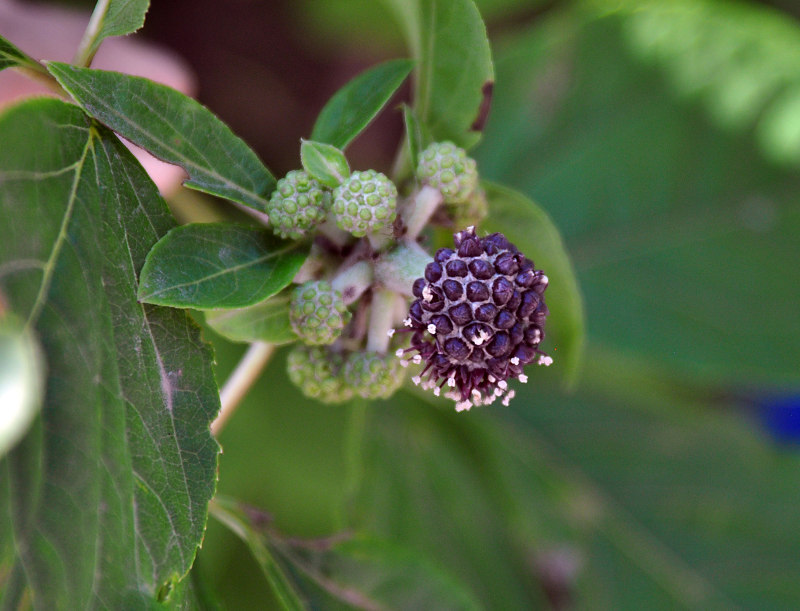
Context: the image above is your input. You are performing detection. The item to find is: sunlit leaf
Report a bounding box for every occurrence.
[0,98,220,607]
[311,58,414,150]
[138,223,308,310]
[48,62,275,210]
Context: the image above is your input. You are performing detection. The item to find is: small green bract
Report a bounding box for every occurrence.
[289,280,351,345]
[344,351,405,399]
[332,169,397,237]
[417,141,478,204]
[287,345,353,403]
[266,170,330,239]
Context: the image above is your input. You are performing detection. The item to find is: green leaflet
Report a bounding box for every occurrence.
[0,35,40,72]
[300,140,350,187]
[75,0,151,65]
[48,62,275,210]
[310,58,414,150]
[0,98,220,607]
[138,223,308,310]
[205,291,297,345]
[384,0,494,149]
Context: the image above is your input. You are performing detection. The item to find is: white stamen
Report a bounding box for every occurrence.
[519,374,528,383]
[387,328,396,338]
[471,389,481,399]
[412,375,421,385]
[447,377,456,388]
[422,284,434,302]
[539,356,553,366]
[540,275,549,286]
[510,356,520,366]
[498,380,508,390]
[502,396,511,407]
[404,317,413,327]
[488,375,496,383]
[466,225,475,233]
[455,400,472,412]
[433,387,441,397]
[395,348,405,357]
[412,354,422,364]
[400,360,409,368]
[427,323,437,335]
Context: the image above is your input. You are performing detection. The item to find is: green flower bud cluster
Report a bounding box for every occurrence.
[271,141,494,407]
[344,351,405,400]
[332,170,397,237]
[289,280,351,345]
[266,170,329,240]
[287,344,353,404]
[287,344,406,403]
[416,141,478,204]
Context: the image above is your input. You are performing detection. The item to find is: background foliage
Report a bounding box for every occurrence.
[2,0,800,609]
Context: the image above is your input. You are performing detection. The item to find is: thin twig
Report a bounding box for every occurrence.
[212,341,275,436]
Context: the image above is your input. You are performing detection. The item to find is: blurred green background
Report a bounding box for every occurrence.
[14,0,800,607]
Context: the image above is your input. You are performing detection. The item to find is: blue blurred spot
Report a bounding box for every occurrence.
[759,395,800,445]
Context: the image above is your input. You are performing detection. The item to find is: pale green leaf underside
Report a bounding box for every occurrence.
[138,223,309,310]
[310,58,415,150]
[205,291,296,344]
[300,139,350,187]
[47,62,275,210]
[0,98,219,607]
[482,181,585,383]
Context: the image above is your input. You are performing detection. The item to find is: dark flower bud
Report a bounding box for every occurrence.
[435,248,454,264]
[446,259,468,277]
[468,258,494,280]
[467,281,490,302]
[492,277,514,305]
[448,303,473,326]
[412,277,426,298]
[443,279,464,301]
[425,261,443,282]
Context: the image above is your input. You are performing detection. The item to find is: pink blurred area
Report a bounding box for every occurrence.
[0,0,196,195]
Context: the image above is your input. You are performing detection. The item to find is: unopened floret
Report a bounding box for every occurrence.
[332,170,397,237]
[289,280,351,345]
[344,351,405,399]
[287,345,353,403]
[266,170,330,239]
[417,142,478,204]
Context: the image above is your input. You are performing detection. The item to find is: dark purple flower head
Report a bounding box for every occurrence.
[398,226,551,411]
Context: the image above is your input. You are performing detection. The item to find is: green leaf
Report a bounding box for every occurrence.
[209,498,307,611]
[138,223,308,310]
[47,62,275,210]
[0,98,220,607]
[0,314,45,458]
[75,0,151,65]
[385,0,494,149]
[300,139,350,187]
[481,181,585,383]
[402,103,424,170]
[205,291,296,345]
[0,35,40,72]
[310,58,414,149]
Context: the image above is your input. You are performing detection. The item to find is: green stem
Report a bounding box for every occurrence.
[331,260,373,305]
[212,342,275,436]
[366,288,396,354]
[73,0,111,67]
[401,184,443,241]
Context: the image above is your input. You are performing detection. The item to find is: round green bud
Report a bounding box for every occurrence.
[287,344,353,403]
[332,170,397,238]
[344,351,405,400]
[416,141,478,204]
[289,280,351,345]
[266,170,330,240]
